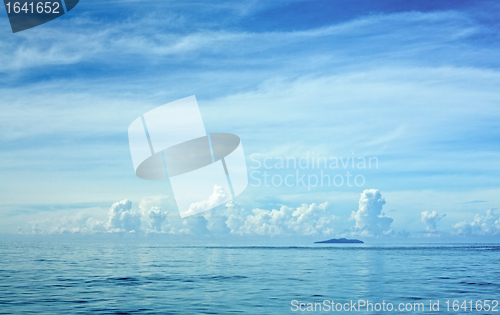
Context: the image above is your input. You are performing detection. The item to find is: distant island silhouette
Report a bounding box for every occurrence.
[314,238,364,244]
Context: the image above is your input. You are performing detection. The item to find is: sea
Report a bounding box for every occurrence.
[1,241,499,314]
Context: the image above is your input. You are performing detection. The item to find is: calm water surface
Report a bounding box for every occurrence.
[0,242,499,314]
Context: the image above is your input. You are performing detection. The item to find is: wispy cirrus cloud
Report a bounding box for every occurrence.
[0,9,495,72]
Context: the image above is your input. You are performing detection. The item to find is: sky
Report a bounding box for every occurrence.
[1,0,500,241]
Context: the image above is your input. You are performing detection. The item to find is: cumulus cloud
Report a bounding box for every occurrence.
[23,198,337,236]
[137,196,170,233]
[107,200,141,233]
[453,209,500,236]
[223,201,247,233]
[142,207,166,232]
[421,211,446,232]
[185,185,229,217]
[350,189,393,236]
[22,199,162,235]
[235,202,335,236]
[18,195,500,240]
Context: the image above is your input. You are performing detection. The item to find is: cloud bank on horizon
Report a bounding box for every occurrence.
[23,197,338,236]
[21,189,500,239]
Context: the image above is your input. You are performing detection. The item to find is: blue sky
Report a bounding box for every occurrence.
[1,0,500,240]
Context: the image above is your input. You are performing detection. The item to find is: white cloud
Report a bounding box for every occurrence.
[17,195,500,240]
[222,201,247,233]
[0,9,484,72]
[421,210,446,232]
[453,209,500,236]
[142,207,166,232]
[107,199,141,233]
[28,212,99,234]
[138,196,169,232]
[185,185,229,217]
[22,197,337,236]
[236,202,335,236]
[350,189,393,236]
[22,199,151,235]
[288,203,335,236]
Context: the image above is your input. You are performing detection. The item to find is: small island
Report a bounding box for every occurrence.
[314,238,364,244]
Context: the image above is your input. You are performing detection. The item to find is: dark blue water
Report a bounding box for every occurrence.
[1,242,499,314]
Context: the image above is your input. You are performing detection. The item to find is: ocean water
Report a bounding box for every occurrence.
[1,242,499,314]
